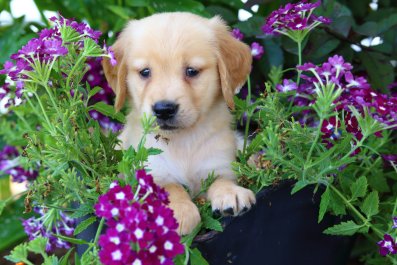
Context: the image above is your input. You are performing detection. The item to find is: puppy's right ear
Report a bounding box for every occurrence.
[102,37,128,112]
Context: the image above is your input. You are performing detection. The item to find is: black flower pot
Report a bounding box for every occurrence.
[194,181,353,265]
[75,182,353,265]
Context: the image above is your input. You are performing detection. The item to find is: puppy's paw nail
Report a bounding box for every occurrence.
[208,181,256,217]
[223,207,234,216]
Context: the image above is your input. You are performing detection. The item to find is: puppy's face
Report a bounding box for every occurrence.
[103,13,252,131]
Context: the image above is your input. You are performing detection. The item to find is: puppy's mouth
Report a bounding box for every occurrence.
[156,119,180,131]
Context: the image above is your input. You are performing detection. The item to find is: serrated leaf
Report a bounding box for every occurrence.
[4,243,28,262]
[360,191,379,219]
[70,203,94,219]
[318,187,330,223]
[291,180,308,194]
[350,176,367,200]
[323,220,363,236]
[74,216,97,236]
[190,248,209,265]
[329,188,346,215]
[202,215,223,232]
[27,237,48,255]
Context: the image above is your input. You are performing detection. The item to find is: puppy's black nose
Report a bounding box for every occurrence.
[152,101,179,120]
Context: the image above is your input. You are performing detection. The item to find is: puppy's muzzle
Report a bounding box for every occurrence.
[152,101,179,130]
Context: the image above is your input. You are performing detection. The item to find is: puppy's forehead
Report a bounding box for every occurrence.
[123,13,217,61]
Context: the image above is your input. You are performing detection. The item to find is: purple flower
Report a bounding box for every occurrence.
[393,217,397,229]
[0,145,38,182]
[276,79,298,92]
[42,39,68,56]
[22,207,75,252]
[104,43,117,66]
[251,42,264,60]
[95,170,183,265]
[50,14,102,42]
[262,0,330,35]
[378,234,397,256]
[231,28,244,40]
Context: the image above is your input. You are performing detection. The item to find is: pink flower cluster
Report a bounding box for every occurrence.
[262,0,331,35]
[95,170,184,265]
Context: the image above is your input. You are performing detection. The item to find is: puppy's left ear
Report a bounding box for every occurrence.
[102,34,129,112]
[211,16,252,110]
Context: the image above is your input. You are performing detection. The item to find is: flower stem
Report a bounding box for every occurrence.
[33,92,55,135]
[66,55,85,91]
[304,118,324,171]
[243,76,252,155]
[93,217,105,245]
[296,40,302,85]
[329,184,384,238]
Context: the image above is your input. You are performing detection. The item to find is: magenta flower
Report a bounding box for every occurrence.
[262,0,330,35]
[95,170,183,265]
[251,42,264,60]
[378,234,397,256]
[231,28,244,40]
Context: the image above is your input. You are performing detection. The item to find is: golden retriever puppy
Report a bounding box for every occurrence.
[102,12,255,235]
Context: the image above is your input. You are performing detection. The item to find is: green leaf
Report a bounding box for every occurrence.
[4,243,28,262]
[106,5,131,20]
[147,147,163,156]
[27,237,48,255]
[74,216,97,236]
[358,52,394,91]
[55,234,89,245]
[202,215,223,232]
[88,86,103,99]
[291,180,309,194]
[350,176,367,200]
[60,247,74,265]
[323,220,363,236]
[70,203,94,219]
[360,191,379,219]
[329,188,346,215]
[0,200,6,216]
[89,102,125,123]
[318,187,330,223]
[190,248,209,265]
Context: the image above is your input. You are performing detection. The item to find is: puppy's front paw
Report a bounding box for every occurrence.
[207,179,256,216]
[169,200,201,235]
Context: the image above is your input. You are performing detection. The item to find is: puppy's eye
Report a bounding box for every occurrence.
[186,67,199,78]
[139,68,151,78]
